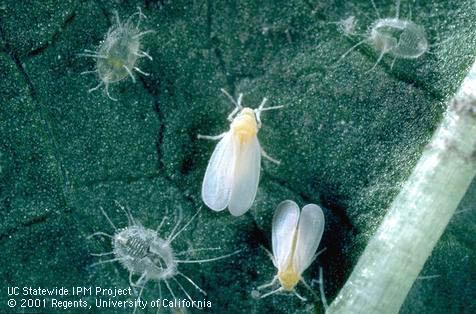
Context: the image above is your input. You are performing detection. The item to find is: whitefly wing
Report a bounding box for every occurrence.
[271,200,300,269]
[228,136,261,216]
[293,204,325,274]
[201,132,237,211]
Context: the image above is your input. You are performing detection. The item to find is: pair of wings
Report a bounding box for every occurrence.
[272,200,325,275]
[201,132,261,216]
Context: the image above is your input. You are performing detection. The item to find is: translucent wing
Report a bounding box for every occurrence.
[293,204,325,274]
[272,200,300,269]
[201,132,236,211]
[228,136,261,216]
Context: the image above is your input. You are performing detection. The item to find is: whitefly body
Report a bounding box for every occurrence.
[370,18,428,59]
[88,203,239,311]
[80,8,153,100]
[198,89,283,216]
[113,225,177,282]
[335,0,429,70]
[254,200,325,301]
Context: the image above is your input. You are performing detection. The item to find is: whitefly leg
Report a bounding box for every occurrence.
[256,276,278,291]
[80,70,98,75]
[261,147,281,165]
[197,132,227,141]
[123,65,136,83]
[293,290,307,302]
[318,267,329,310]
[134,67,150,76]
[133,30,155,39]
[332,39,367,68]
[259,287,284,299]
[88,81,104,93]
[90,251,115,257]
[368,49,386,72]
[135,50,153,60]
[104,84,118,101]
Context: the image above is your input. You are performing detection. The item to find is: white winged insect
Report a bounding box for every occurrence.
[254,200,325,301]
[198,89,283,216]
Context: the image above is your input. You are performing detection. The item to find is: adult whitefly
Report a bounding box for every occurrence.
[253,200,327,305]
[198,89,283,216]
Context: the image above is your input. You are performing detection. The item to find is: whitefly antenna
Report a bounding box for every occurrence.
[395,0,401,19]
[221,88,244,121]
[254,97,284,127]
[114,200,136,226]
[100,206,117,230]
[370,0,381,19]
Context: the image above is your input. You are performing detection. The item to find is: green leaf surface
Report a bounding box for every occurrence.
[0,0,475,313]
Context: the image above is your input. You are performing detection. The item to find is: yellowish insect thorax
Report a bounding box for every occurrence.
[230,108,258,143]
[277,263,300,291]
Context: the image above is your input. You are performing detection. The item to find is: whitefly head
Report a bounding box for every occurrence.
[79,8,153,101]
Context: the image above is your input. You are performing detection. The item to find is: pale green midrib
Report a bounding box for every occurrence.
[327,64,476,314]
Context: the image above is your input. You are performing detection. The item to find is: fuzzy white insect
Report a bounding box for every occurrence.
[335,0,429,71]
[88,202,240,312]
[79,8,153,101]
[329,16,358,36]
[253,200,325,301]
[198,89,283,216]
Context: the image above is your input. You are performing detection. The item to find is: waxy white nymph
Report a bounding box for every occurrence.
[198,89,283,216]
[254,200,325,300]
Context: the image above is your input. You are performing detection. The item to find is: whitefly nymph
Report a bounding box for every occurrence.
[336,0,428,71]
[253,200,326,302]
[80,8,153,101]
[88,202,240,310]
[198,89,283,216]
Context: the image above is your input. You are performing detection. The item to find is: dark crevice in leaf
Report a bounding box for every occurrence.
[79,172,163,188]
[0,213,52,241]
[26,9,78,59]
[94,0,116,25]
[0,23,74,210]
[206,0,236,94]
[263,170,356,234]
[137,58,199,210]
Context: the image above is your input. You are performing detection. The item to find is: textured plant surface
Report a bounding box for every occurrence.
[0,1,475,313]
